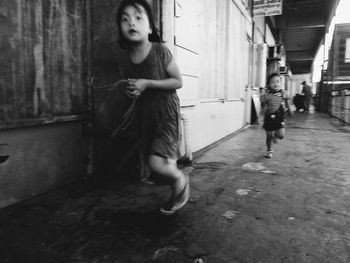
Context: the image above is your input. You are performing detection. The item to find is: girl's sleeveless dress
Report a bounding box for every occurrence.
[118,43,181,159]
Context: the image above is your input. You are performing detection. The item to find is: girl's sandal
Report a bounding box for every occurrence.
[160,176,190,216]
[265,150,273,158]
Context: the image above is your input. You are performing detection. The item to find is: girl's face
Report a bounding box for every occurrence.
[269,76,281,91]
[120,4,151,44]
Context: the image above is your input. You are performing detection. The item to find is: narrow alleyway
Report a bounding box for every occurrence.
[0,112,349,263]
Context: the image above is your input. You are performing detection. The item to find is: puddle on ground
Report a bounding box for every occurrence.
[236,189,251,196]
[242,163,266,171]
[242,163,277,174]
[262,170,277,174]
[153,246,180,260]
[222,210,240,219]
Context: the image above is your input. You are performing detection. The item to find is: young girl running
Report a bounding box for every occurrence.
[260,73,291,158]
[116,0,190,215]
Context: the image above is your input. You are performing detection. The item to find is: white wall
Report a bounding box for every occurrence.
[265,25,275,46]
[181,100,245,152]
[168,0,251,155]
[254,17,265,44]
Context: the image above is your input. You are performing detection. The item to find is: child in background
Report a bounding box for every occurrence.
[116,0,190,215]
[260,73,291,158]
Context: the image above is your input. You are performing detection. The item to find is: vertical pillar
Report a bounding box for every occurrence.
[161,0,175,52]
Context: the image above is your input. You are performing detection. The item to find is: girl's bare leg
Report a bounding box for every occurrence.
[275,127,285,140]
[266,131,274,151]
[148,155,187,201]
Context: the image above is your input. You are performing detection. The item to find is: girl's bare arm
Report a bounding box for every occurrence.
[151,58,183,90]
[283,93,293,117]
[126,59,183,96]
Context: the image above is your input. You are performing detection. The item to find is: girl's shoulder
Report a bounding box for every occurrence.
[152,42,170,51]
[152,43,172,56]
[260,92,271,102]
[151,43,173,66]
[279,89,289,99]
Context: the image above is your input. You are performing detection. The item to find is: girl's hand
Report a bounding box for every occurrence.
[125,78,147,98]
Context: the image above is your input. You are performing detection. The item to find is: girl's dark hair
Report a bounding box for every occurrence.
[116,0,161,49]
[267,72,280,84]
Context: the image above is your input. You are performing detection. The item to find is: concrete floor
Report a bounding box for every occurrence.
[0,111,350,263]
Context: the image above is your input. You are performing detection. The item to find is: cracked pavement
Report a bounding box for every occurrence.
[0,111,350,263]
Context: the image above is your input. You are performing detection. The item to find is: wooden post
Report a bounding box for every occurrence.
[161,0,175,52]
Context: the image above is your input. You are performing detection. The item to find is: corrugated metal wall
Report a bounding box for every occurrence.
[0,0,88,121]
[327,24,350,124]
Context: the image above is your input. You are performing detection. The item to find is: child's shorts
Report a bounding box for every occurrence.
[263,107,285,131]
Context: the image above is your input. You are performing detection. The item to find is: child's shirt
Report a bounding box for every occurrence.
[260,89,286,115]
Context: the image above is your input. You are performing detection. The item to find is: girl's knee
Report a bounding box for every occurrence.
[148,156,163,172]
[148,155,178,176]
[275,132,284,139]
[266,131,273,139]
[275,128,285,139]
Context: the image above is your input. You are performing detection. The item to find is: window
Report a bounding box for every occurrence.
[197,0,250,100]
[345,38,350,63]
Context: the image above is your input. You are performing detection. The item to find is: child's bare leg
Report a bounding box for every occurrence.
[149,155,189,215]
[148,155,187,200]
[275,127,285,140]
[266,131,273,151]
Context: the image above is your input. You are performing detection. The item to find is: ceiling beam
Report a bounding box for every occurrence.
[290,63,312,74]
[287,51,315,61]
[277,16,327,30]
[288,58,314,61]
[287,24,325,30]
